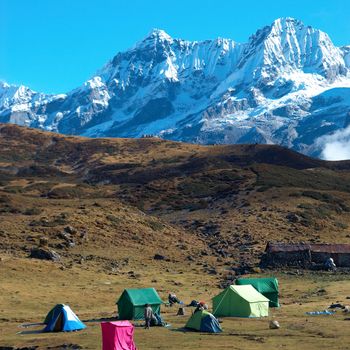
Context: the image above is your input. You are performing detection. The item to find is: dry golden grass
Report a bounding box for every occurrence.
[1,255,350,349]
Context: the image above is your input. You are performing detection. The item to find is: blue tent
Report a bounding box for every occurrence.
[43,304,86,332]
[185,310,222,333]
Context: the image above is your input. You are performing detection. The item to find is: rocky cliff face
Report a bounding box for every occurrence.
[1,18,350,158]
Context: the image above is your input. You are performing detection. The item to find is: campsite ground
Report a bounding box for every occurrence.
[1,254,350,350]
[1,125,350,349]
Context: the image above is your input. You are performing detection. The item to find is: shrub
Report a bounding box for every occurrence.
[0,204,21,214]
[256,185,272,192]
[0,195,10,204]
[29,213,68,227]
[106,214,121,225]
[47,186,84,199]
[297,203,314,210]
[334,222,348,229]
[289,192,302,197]
[146,219,164,231]
[3,186,24,194]
[24,182,56,194]
[23,207,43,215]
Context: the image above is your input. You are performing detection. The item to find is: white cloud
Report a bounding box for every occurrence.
[319,125,350,160]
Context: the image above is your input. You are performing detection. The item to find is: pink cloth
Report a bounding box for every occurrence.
[101,321,137,350]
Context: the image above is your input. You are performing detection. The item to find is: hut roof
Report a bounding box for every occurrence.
[266,242,350,254]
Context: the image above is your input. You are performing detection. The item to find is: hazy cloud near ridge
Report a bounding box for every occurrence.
[318,125,350,160]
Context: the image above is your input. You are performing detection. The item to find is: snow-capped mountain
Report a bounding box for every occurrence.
[1,17,350,159]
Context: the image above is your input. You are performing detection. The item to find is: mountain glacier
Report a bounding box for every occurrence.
[1,17,350,159]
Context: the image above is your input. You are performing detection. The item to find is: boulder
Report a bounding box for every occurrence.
[269,320,280,329]
[154,254,166,260]
[58,232,71,241]
[29,248,61,262]
[64,226,77,235]
[286,213,301,223]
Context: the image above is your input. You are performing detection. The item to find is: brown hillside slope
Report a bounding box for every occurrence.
[1,124,350,350]
[1,123,350,269]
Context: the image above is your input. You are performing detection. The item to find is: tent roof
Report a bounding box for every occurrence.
[212,285,269,303]
[48,304,65,312]
[186,310,210,325]
[44,303,67,324]
[194,310,211,319]
[185,310,219,330]
[230,285,270,302]
[117,288,163,306]
[236,278,278,293]
[43,304,86,332]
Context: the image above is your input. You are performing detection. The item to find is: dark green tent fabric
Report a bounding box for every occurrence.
[236,278,279,307]
[117,288,163,320]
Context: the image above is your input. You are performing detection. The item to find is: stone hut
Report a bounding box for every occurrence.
[261,242,350,268]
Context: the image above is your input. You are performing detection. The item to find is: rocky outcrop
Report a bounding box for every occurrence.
[29,247,61,262]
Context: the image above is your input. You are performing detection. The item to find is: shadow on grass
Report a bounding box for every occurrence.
[20,322,45,328]
[82,316,118,323]
[171,327,197,333]
[17,329,45,335]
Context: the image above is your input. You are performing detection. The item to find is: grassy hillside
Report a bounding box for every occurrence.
[0,123,350,349]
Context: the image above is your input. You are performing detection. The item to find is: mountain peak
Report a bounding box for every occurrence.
[144,28,173,42]
[0,81,10,89]
[241,16,345,81]
[250,17,308,43]
[267,17,320,38]
[270,17,304,30]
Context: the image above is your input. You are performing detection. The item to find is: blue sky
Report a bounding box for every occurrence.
[1,0,349,94]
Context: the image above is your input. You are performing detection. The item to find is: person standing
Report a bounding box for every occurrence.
[144,304,153,329]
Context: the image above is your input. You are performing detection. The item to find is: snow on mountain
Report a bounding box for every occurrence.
[1,18,350,159]
[0,81,65,126]
[341,46,350,67]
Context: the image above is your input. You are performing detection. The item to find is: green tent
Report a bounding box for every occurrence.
[212,285,269,318]
[185,310,222,333]
[236,277,279,307]
[116,288,163,320]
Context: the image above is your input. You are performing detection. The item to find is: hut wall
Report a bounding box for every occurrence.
[338,254,350,267]
[311,252,332,264]
[311,252,350,267]
[265,250,311,267]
